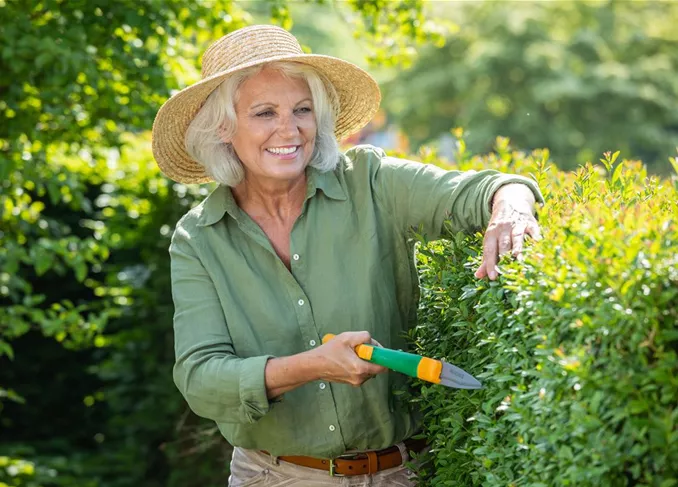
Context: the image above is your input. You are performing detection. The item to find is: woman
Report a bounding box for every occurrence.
[152,25,542,486]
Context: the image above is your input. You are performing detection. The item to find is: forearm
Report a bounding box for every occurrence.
[491,183,537,215]
[265,350,323,399]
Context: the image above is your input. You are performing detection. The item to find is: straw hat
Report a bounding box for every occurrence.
[152,24,381,184]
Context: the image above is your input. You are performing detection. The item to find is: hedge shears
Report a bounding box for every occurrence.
[322,334,482,389]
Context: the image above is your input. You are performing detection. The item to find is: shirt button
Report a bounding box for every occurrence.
[309,340,316,346]
[319,383,326,390]
[293,254,300,261]
[298,299,304,306]
[329,425,336,432]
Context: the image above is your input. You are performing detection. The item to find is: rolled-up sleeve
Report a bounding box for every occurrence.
[169,223,276,424]
[369,150,544,239]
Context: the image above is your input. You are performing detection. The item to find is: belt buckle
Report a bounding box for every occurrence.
[329,455,356,477]
[329,458,341,477]
[329,452,362,477]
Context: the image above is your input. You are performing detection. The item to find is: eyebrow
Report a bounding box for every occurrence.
[250,98,313,110]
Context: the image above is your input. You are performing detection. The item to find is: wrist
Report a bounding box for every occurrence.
[492,198,533,216]
[492,184,536,215]
[301,348,326,382]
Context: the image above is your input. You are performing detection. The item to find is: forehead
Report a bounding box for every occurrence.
[237,68,311,105]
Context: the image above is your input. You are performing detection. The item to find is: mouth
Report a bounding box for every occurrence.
[265,145,301,158]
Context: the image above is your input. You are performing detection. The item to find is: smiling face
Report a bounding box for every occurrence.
[224,67,317,187]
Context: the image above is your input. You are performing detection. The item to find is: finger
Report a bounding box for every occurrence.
[498,232,512,257]
[474,262,488,279]
[526,222,542,241]
[363,368,387,383]
[364,363,388,375]
[511,227,526,258]
[483,237,499,279]
[344,331,371,346]
[370,338,384,348]
[353,358,386,376]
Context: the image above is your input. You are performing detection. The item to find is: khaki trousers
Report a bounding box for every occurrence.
[228,442,419,486]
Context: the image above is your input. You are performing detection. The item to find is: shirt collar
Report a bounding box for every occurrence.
[305,164,347,202]
[197,165,347,227]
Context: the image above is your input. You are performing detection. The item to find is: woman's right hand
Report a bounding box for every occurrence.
[311,331,388,387]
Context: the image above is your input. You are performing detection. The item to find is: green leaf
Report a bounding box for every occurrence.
[34,248,55,276]
[0,340,14,360]
[74,261,88,282]
[611,161,624,185]
[669,155,678,175]
[628,400,649,414]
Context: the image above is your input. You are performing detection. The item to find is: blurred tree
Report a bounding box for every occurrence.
[383,0,678,172]
[0,0,444,485]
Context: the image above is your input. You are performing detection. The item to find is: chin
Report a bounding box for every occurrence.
[274,168,307,182]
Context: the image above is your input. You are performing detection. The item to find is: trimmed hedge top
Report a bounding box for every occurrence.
[407,142,678,486]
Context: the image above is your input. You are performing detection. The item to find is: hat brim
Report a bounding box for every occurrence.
[151,54,381,184]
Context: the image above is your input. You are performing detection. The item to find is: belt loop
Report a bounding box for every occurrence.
[366,451,378,475]
[267,452,279,466]
[395,441,410,464]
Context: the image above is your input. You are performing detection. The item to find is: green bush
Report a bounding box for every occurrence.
[407,140,678,486]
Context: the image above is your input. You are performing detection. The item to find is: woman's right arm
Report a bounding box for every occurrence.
[170,225,385,424]
[170,225,274,424]
[265,331,387,399]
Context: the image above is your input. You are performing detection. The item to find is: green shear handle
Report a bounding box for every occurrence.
[321,333,443,384]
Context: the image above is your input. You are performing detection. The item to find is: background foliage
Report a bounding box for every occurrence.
[383,1,678,173]
[1,0,677,486]
[0,1,439,485]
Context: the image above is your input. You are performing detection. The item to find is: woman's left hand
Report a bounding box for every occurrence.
[475,184,541,281]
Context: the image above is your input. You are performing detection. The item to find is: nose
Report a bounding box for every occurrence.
[277,112,300,138]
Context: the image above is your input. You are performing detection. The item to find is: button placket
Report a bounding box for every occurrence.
[287,203,344,450]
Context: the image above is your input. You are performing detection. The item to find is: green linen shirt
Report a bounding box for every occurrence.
[169,144,543,458]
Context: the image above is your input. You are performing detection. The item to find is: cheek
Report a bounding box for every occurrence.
[301,119,318,138]
[235,122,272,148]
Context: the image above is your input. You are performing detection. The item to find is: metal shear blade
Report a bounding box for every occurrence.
[439,361,483,389]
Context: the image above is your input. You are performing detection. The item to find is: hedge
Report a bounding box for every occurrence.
[405,140,678,486]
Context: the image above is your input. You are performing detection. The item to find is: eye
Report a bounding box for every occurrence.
[296,106,312,114]
[256,110,274,117]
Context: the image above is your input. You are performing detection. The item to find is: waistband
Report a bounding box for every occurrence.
[262,437,428,477]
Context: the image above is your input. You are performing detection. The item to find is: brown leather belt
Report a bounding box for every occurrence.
[262,437,428,477]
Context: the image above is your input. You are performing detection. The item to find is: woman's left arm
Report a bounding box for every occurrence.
[360,147,544,278]
[475,183,542,281]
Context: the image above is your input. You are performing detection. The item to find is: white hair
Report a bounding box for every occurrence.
[185,61,341,187]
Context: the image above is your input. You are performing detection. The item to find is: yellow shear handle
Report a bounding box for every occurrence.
[321,333,374,360]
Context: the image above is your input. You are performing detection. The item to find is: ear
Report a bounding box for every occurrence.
[217,125,231,144]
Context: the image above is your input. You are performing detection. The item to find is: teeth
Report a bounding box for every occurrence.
[267,146,298,155]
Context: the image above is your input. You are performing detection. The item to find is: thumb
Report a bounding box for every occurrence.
[345,331,372,347]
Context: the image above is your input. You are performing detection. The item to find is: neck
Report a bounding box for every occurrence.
[232,173,307,223]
